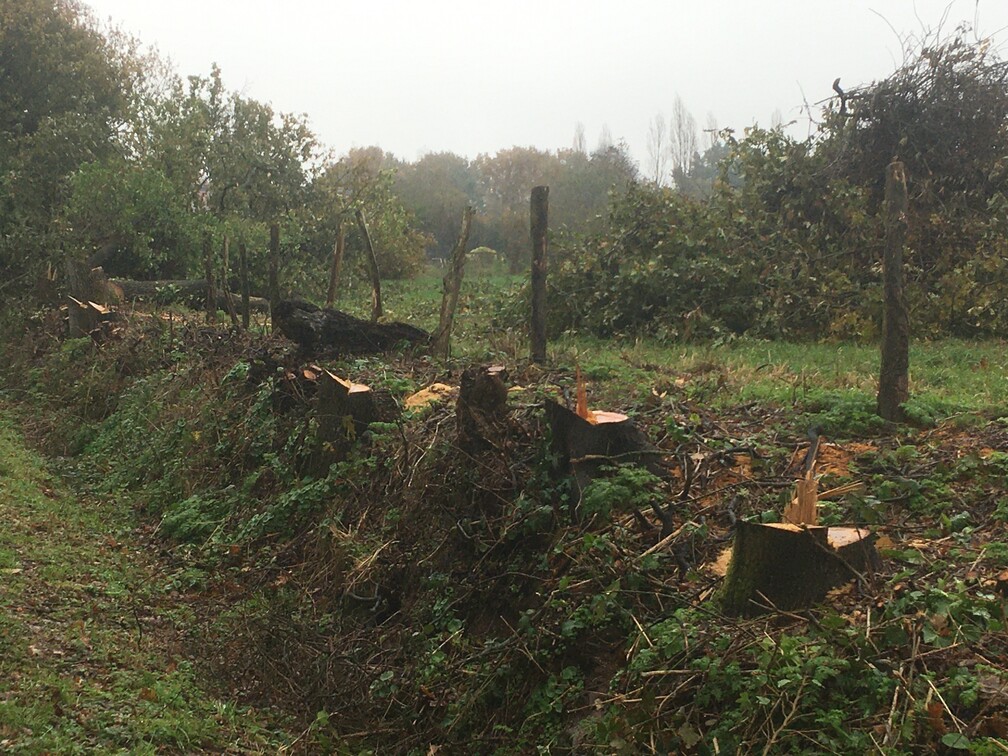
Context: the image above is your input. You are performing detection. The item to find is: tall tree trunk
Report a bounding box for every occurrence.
[877,160,910,422]
[530,185,549,364]
[354,209,383,322]
[432,206,475,358]
[268,223,281,324]
[239,241,250,330]
[203,232,216,323]
[220,234,239,326]
[64,255,100,337]
[325,221,346,309]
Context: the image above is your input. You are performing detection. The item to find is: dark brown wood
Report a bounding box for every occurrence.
[273,299,430,355]
[719,521,879,616]
[220,234,239,327]
[530,186,549,363]
[325,222,346,309]
[203,233,216,323]
[433,206,475,358]
[317,369,377,450]
[545,398,663,510]
[354,209,383,322]
[456,365,510,451]
[269,222,281,314]
[239,241,251,329]
[107,278,269,312]
[878,160,910,422]
[65,264,118,337]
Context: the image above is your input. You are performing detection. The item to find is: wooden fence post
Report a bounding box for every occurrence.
[268,223,281,316]
[530,185,549,364]
[877,160,910,421]
[203,231,216,323]
[325,221,345,309]
[239,241,250,330]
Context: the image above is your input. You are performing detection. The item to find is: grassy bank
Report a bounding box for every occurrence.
[0,410,294,753]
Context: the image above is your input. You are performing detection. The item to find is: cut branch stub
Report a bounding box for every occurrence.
[719,520,879,616]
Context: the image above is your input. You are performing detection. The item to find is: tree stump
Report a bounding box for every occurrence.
[719,521,879,616]
[544,398,662,505]
[315,370,378,467]
[456,365,509,451]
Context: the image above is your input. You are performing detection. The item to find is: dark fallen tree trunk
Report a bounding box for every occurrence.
[273,299,430,355]
[108,278,270,312]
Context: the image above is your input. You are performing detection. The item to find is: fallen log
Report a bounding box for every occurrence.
[273,299,430,355]
[107,278,270,312]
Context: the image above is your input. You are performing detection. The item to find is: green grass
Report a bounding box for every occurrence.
[0,410,294,753]
[339,271,1008,422]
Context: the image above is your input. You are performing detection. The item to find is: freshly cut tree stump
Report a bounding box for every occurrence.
[315,370,378,468]
[273,299,430,355]
[456,365,509,451]
[544,398,662,501]
[719,521,879,616]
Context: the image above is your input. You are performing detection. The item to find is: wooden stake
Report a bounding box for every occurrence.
[239,241,250,330]
[325,221,346,309]
[203,232,216,323]
[530,185,549,364]
[220,234,239,327]
[878,159,910,421]
[433,206,474,358]
[268,223,281,316]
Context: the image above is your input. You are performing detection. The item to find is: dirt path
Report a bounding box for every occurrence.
[0,413,294,753]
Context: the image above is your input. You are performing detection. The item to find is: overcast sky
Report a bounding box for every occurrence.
[83,0,1008,168]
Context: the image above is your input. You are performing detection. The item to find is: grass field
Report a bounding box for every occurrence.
[342,269,1008,421]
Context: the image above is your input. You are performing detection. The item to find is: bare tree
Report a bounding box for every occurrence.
[646,114,669,184]
[771,107,784,129]
[670,95,698,182]
[573,122,587,154]
[704,112,719,151]
[597,124,613,152]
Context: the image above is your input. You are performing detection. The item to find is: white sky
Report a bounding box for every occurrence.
[83,0,1008,168]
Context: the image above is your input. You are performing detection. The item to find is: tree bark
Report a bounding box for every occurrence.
[203,232,216,323]
[239,241,251,329]
[456,364,510,451]
[273,299,430,355]
[355,209,383,322]
[877,160,910,422]
[325,221,346,309]
[544,398,664,516]
[432,206,475,358]
[269,222,281,315]
[64,264,107,340]
[220,234,239,327]
[530,186,549,363]
[719,521,879,616]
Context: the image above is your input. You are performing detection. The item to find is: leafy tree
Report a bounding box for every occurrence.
[0,0,133,285]
[393,152,483,259]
